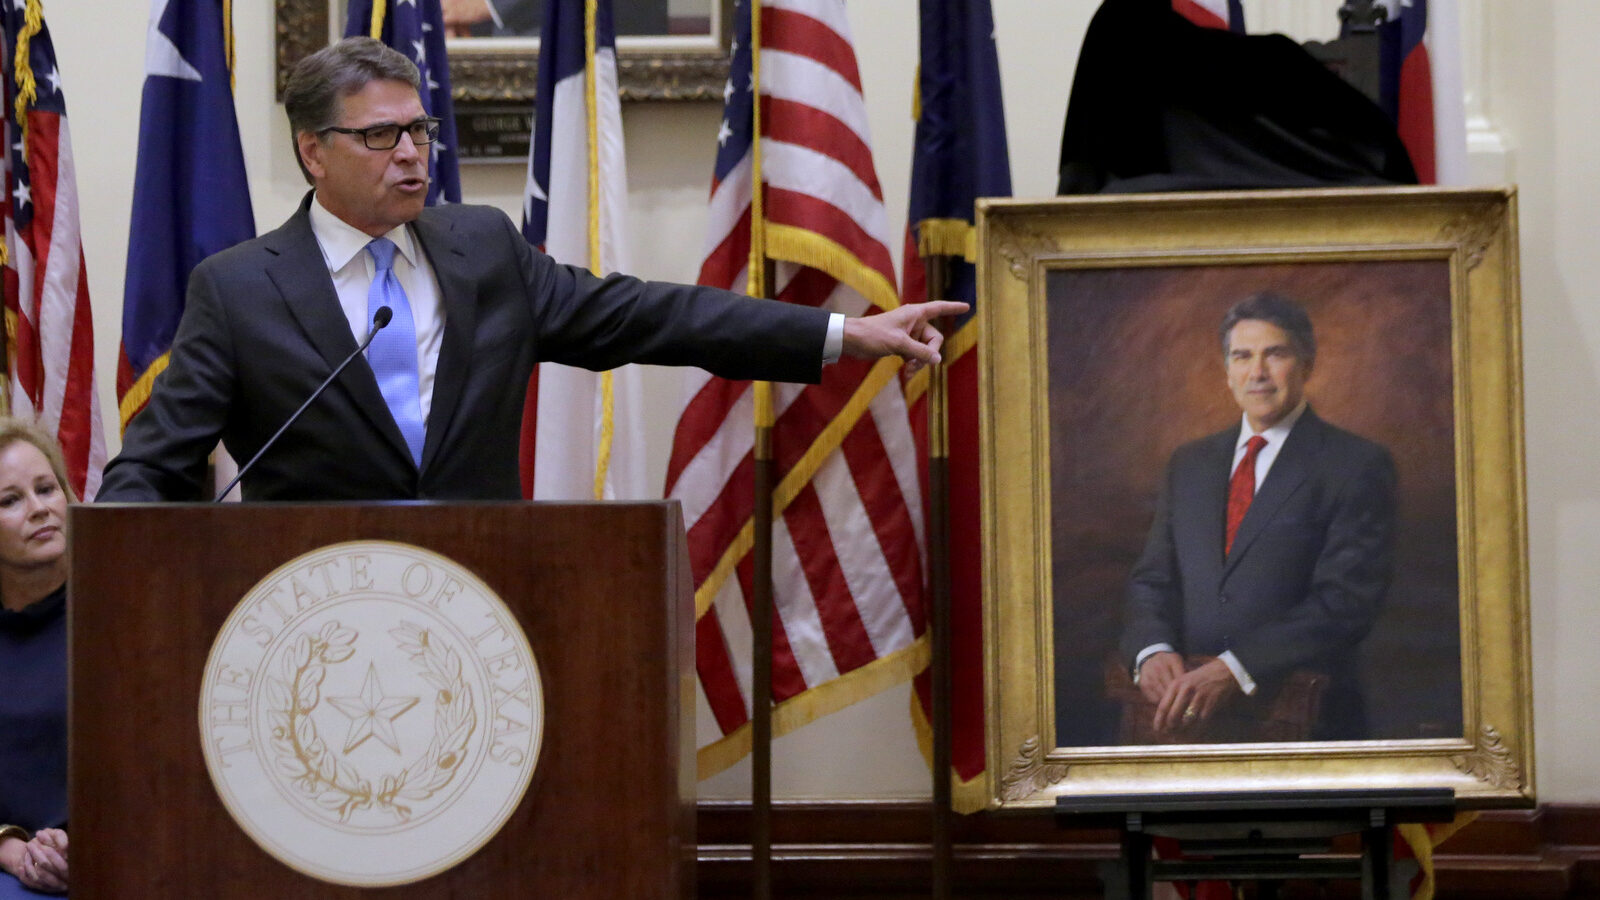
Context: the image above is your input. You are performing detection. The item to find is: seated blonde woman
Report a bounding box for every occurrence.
[0,420,73,896]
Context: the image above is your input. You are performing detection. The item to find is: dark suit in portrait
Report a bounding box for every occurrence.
[99,197,826,502]
[1120,406,1396,740]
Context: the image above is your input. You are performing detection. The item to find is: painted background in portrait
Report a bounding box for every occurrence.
[1045,259,1461,748]
[442,0,703,39]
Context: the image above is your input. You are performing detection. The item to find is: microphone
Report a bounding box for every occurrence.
[214,306,393,502]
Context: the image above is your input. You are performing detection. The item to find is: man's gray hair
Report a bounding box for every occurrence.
[283,37,421,184]
[1218,292,1316,367]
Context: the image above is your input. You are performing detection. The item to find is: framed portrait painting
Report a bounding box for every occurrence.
[978,188,1532,809]
[275,0,733,103]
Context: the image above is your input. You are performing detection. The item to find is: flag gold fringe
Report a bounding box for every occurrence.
[3,0,37,413]
[910,64,921,122]
[582,0,615,500]
[904,317,977,406]
[908,688,989,814]
[1,309,15,416]
[118,353,171,432]
[593,375,615,498]
[766,223,900,312]
[697,521,754,619]
[697,634,931,780]
[915,218,977,262]
[694,355,903,619]
[224,0,236,91]
[584,0,600,274]
[1399,813,1477,900]
[12,0,42,157]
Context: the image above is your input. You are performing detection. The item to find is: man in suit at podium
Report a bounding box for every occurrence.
[1119,293,1396,741]
[99,38,961,504]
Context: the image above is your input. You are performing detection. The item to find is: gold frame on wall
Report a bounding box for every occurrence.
[978,188,1532,810]
[274,0,732,102]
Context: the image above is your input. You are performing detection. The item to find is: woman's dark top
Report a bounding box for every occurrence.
[0,584,67,832]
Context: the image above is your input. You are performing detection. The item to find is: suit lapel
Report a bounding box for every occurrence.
[411,210,476,470]
[262,197,415,466]
[1223,409,1324,574]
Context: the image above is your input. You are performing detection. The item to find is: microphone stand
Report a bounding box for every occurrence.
[214,306,393,502]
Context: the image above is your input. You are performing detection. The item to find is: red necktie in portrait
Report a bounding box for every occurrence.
[1225,435,1268,555]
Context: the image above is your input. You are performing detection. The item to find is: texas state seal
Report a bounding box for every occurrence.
[198,540,543,886]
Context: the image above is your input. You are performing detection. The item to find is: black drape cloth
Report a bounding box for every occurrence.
[1057,0,1417,194]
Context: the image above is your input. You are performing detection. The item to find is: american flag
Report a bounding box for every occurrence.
[900,0,1011,816]
[666,0,928,779]
[1171,0,1243,32]
[345,0,461,204]
[518,0,648,501]
[1,0,105,499]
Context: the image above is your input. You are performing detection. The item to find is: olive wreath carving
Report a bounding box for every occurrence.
[265,620,478,823]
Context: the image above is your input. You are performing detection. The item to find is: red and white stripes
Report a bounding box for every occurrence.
[1172,0,1236,31]
[667,0,927,777]
[3,83,105,499]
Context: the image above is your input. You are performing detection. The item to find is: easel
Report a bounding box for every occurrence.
[1057,788,1456,900]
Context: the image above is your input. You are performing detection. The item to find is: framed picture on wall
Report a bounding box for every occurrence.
[275,0,733,104]
[978,188,1533,809]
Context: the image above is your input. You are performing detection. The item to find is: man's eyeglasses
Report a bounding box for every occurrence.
[320,117,441,151]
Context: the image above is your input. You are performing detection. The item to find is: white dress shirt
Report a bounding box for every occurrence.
[822,313,843,363]
[309,195,446,425]
[1229,400,1307,493]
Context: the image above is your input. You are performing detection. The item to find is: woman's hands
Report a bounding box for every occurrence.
[1,828,68,894]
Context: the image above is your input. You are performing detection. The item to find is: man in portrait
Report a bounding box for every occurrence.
[1119,292,1397,742]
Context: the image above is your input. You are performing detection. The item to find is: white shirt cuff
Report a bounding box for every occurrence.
[1132,643,1174,682]
[822,312,844,364]
[1218,650,1257,695]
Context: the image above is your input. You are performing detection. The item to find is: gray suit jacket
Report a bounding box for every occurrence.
[1119,408,1396,738]
[100,196,829,502]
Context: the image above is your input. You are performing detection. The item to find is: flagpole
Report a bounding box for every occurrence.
[748,4,773,896]
[752,369,774,900]
[749,260,777,900]
[924,249,955,900]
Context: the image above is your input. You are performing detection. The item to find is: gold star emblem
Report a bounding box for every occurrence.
[326,663,419,754]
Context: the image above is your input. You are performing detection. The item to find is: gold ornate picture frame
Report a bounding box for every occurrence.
[275,0,732,102]
[978,188,1531,810]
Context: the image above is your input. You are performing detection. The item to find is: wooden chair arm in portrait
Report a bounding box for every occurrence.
[1104,654,1327,745]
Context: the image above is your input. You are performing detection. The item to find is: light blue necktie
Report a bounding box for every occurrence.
[365,238,425,466]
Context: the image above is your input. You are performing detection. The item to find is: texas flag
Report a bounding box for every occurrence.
[1369,0,1466,184]
[120,0,255,434]
[1171,0,1242,33]
[517,0,648,501]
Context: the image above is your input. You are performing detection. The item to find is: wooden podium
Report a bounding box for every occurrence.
[68,502,695,897]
